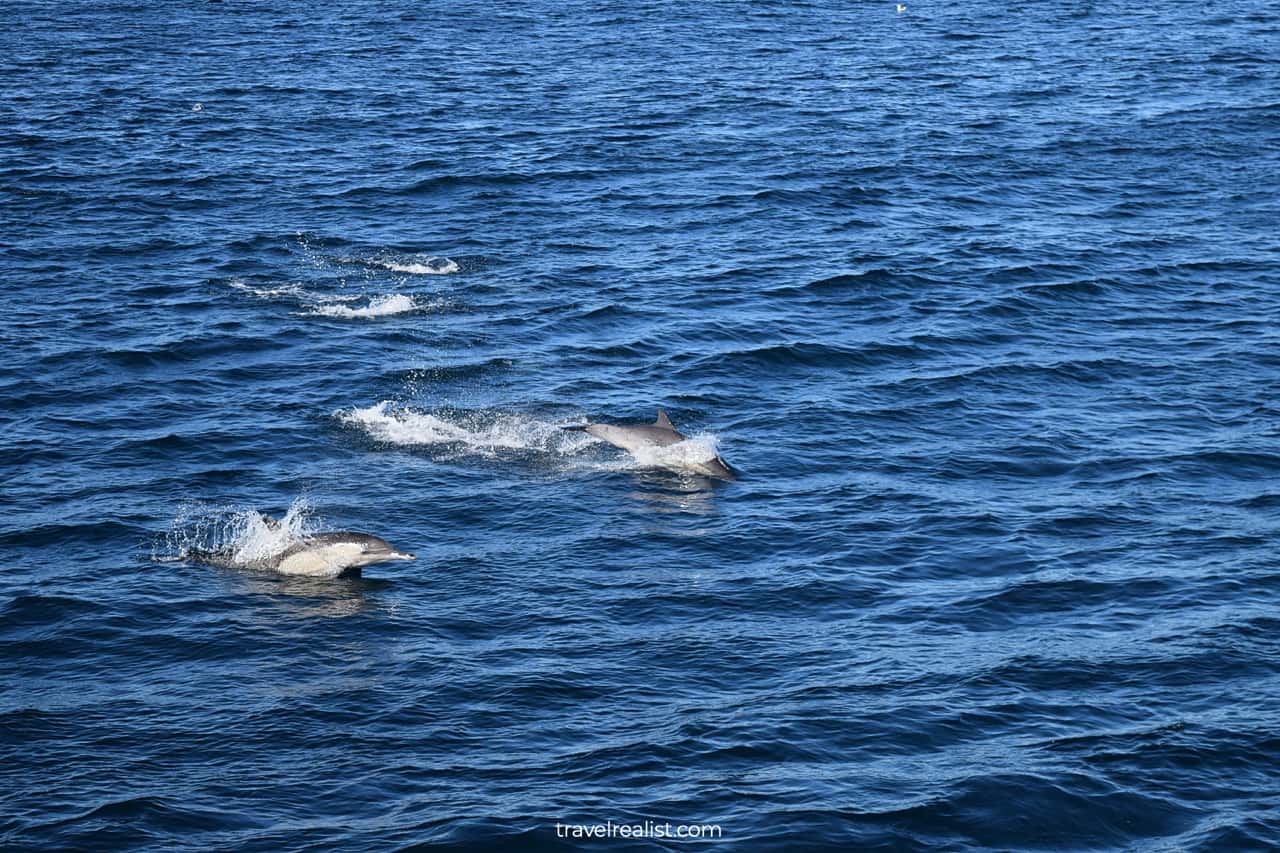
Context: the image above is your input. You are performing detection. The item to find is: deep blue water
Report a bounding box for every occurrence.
[4,0,1280,849]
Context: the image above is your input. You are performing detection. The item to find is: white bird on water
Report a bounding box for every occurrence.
[896,3,907,11]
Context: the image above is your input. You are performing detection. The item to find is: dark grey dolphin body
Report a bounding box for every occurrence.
[187,525,415,578]
[563,409,735,479]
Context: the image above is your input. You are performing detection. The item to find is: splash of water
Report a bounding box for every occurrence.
[372,255,459,275]
[232,279,440,320]
[628,433,725,470]
[157,498,320,567]
[306,294,424,318]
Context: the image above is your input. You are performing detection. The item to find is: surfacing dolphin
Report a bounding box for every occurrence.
[563,409,735,479]
[186,519,415,578]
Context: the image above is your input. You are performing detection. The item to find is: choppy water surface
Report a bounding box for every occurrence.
[3,1,1279,850]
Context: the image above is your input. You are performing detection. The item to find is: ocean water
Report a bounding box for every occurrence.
[3,0,1279,849]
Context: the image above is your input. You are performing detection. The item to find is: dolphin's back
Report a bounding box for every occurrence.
[585,423,685,450]
[288,532,391,551]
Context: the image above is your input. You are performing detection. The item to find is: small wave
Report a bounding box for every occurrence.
[370,255,459,275]
[306,294,424,319]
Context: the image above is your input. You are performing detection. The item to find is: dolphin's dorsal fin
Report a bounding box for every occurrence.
[654,409,674,429]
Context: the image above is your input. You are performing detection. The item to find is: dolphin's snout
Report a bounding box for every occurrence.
[363,542,416,562]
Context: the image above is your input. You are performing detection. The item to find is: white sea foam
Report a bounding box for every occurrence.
[627,434,725,471]
[373,256,459,275]
[307,294,422,319]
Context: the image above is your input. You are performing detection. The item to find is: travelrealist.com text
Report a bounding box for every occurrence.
[555,820,723,840]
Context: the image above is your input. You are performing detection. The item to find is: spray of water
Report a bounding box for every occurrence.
[157,497,320,567]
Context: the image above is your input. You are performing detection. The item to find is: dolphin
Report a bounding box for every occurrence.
[186,521,415,578]
[563,409,735,479]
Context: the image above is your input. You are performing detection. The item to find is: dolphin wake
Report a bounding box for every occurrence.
[339,402,727,475]
[338,402,595,458]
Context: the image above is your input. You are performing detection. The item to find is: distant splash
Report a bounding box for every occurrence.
[230,280,325,301]
[368,255,459,275]
[305,294,427,318]
[230,280,441,319]
[156,498,320,568]
[228,242,458,320]
[289,232,459,276]
[338,401,726,476]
